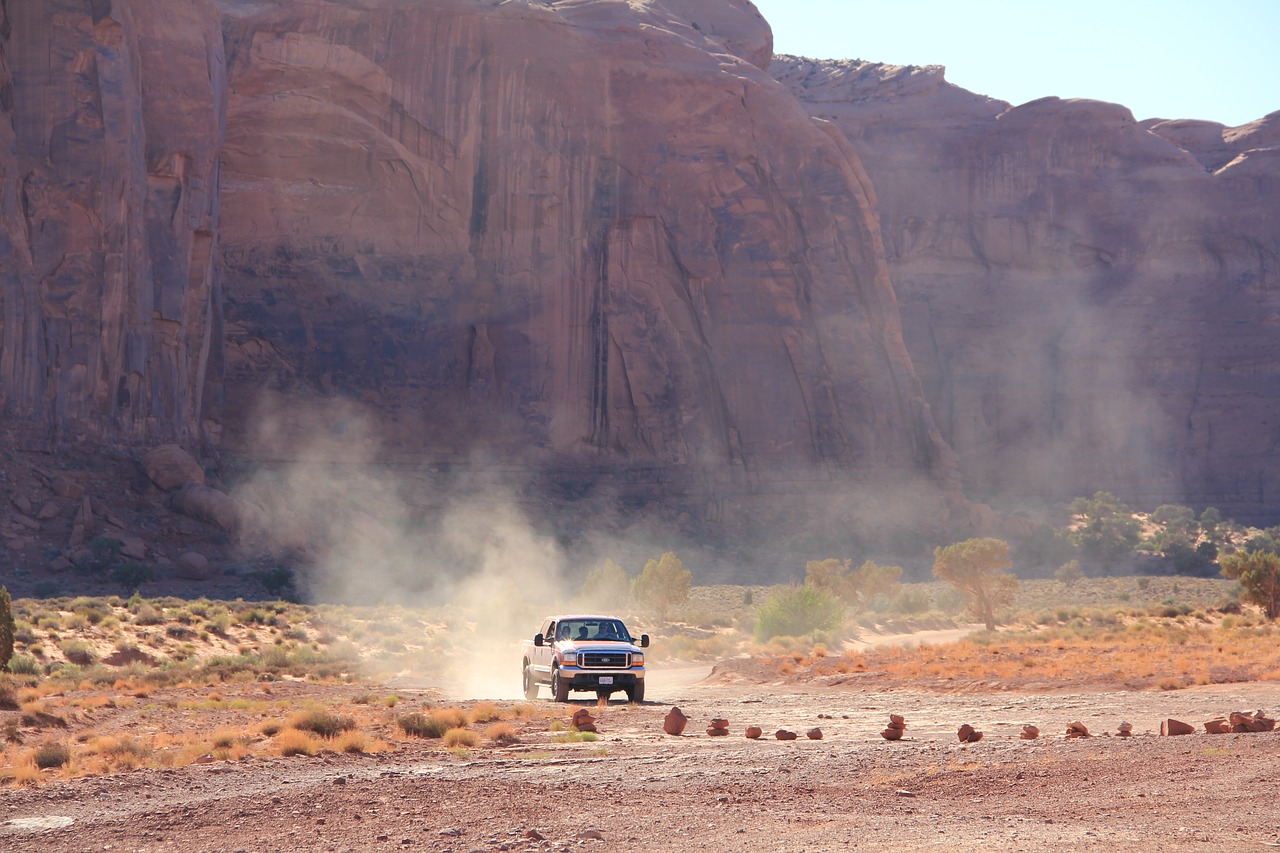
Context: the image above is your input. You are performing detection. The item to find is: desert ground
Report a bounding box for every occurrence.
[4,621,1280,853]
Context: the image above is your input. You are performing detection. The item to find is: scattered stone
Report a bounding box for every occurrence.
[805,728,823,740]
[957,724,983,743]
[1204,719,1230,735]
[49,475,84,499]
[13,513,40,531]
[895,789,916,798]
[744,726,763,739]
[36,501,61,520]
[882,714,907,741]
[194,754,215,764]
[523,829,545,841]
[143,445,206,491]
[333,776,348,785]
[438,827,463,837]
[1020,725,1040,740]
[662,707,688,736]
[775,729,797,741]
[174,551,212,581]
[1161,719,1195,736]
[1065,721,1090,739]
[1116,721,1133,737]
[575,829,605,841]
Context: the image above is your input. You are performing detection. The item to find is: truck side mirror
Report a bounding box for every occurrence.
[640,634,649,648]
[534,633,544,647]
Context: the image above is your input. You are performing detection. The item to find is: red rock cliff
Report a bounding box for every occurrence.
[775,57,1280,518]
[0,0,226,447]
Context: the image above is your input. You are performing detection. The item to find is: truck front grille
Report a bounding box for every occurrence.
[581,652,630,668]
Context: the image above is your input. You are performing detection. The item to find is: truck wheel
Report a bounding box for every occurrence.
[522,664,539,700]
[626,681,645,704]
[552,668,570,702]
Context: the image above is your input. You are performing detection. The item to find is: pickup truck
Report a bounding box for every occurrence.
[522,615,649,702]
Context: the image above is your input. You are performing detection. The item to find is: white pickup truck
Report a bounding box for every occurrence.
[521,614,649,702]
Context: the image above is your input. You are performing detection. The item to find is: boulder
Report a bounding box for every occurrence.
[775,730,797,741]
[744,726,763,739]
[49,476,84,500]
[805,728,823,740]
[663,707,689,736]
[174,552,213,581]
[170,484,241,533]
[120,537,148,560]
[1020,725,1040,740]
[957,725,982,743]
[1161,719,1195,736]
[36,501,62,520]
[1203,719,1230,735]
[11,495,32,515]
[143,445,206,491]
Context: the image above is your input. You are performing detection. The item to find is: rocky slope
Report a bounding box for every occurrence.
[774,57,1280,519]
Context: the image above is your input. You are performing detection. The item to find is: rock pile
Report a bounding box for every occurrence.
[1065,721,1090,739]
[707,718,730,737]
[1205,710,1276,734]
[1116,722,1133,738]
[571,708,598,734]
[957,724,983,743]
[881,714,906,741]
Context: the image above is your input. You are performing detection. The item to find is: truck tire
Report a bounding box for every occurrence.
[552,668,570,702]
[626,681,645,704]
[522,664,539,700]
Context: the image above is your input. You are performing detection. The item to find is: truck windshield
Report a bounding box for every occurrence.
[558,619,630,642]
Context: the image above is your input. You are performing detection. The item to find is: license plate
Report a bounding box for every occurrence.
[598,677,613,685]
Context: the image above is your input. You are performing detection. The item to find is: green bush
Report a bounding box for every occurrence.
[288,707,356,738]
[111,563,154,592]
[753,586,845,643]
[7,654,41,676]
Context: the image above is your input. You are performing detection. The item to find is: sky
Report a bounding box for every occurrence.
[750,0,1280,127]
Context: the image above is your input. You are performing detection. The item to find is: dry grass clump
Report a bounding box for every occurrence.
[442,728,480,748]
[287,706,356,738]
[397,708,469,739]
[275,728,321,757]
[485,722,520,745]
[467,702,502,724]
[30,739,72,769]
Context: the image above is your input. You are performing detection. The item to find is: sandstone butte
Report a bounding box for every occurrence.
[1,0,1278,560]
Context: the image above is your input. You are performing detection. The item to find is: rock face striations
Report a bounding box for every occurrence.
[213,0,954,497]
[774,57,1280,518]
[0,0,226,448]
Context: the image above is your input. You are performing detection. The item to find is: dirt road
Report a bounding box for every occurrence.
[4,676,1280,852]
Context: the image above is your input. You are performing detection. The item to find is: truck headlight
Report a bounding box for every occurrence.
[631,653,644,667]
[560,652,577,666]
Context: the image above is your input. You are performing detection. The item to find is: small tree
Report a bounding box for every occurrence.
[631,552,691,621]
[1054,559,1083,587]
[1220,550,1280,619]
[0,586,14,672]
[1068,492,1140,567]
[580,559,631,609]
[933,538,1017,632]
[805,559,901,611]
[754,586,845,643]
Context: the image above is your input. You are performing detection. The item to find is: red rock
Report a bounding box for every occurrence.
[1161,719,1195,736]
[709,718,729,730]
[889,714,906,728]
[957,724,976,742]
[1065,722,1090,739]
[1203,719,1230,734]
[775,730,797,741]
[805,728,823,740]
[881,727,904,741]
[1020,725,1040,740]
[744,726,763,739]
[1116,722,1133,737]
[663,707,689,736]
[706,727,729,737]
[143,445,205,491]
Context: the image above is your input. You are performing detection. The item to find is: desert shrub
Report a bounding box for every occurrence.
[753,586,845,643]
[398,708,466,739]
[32,740,72,769]
[59,641,95,666]
[334,731,371,754]
[110,563,154,592]
[443,728,480,748]
[885,587,931,615]
[1054,560,1083,587]
[0,587,13,672]
[133,603,165,626]
[467,702,501,724]
[7,654,41,676]
[258,719,285,737]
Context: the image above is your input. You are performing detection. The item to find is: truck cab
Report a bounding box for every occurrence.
[521,615,649,703]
